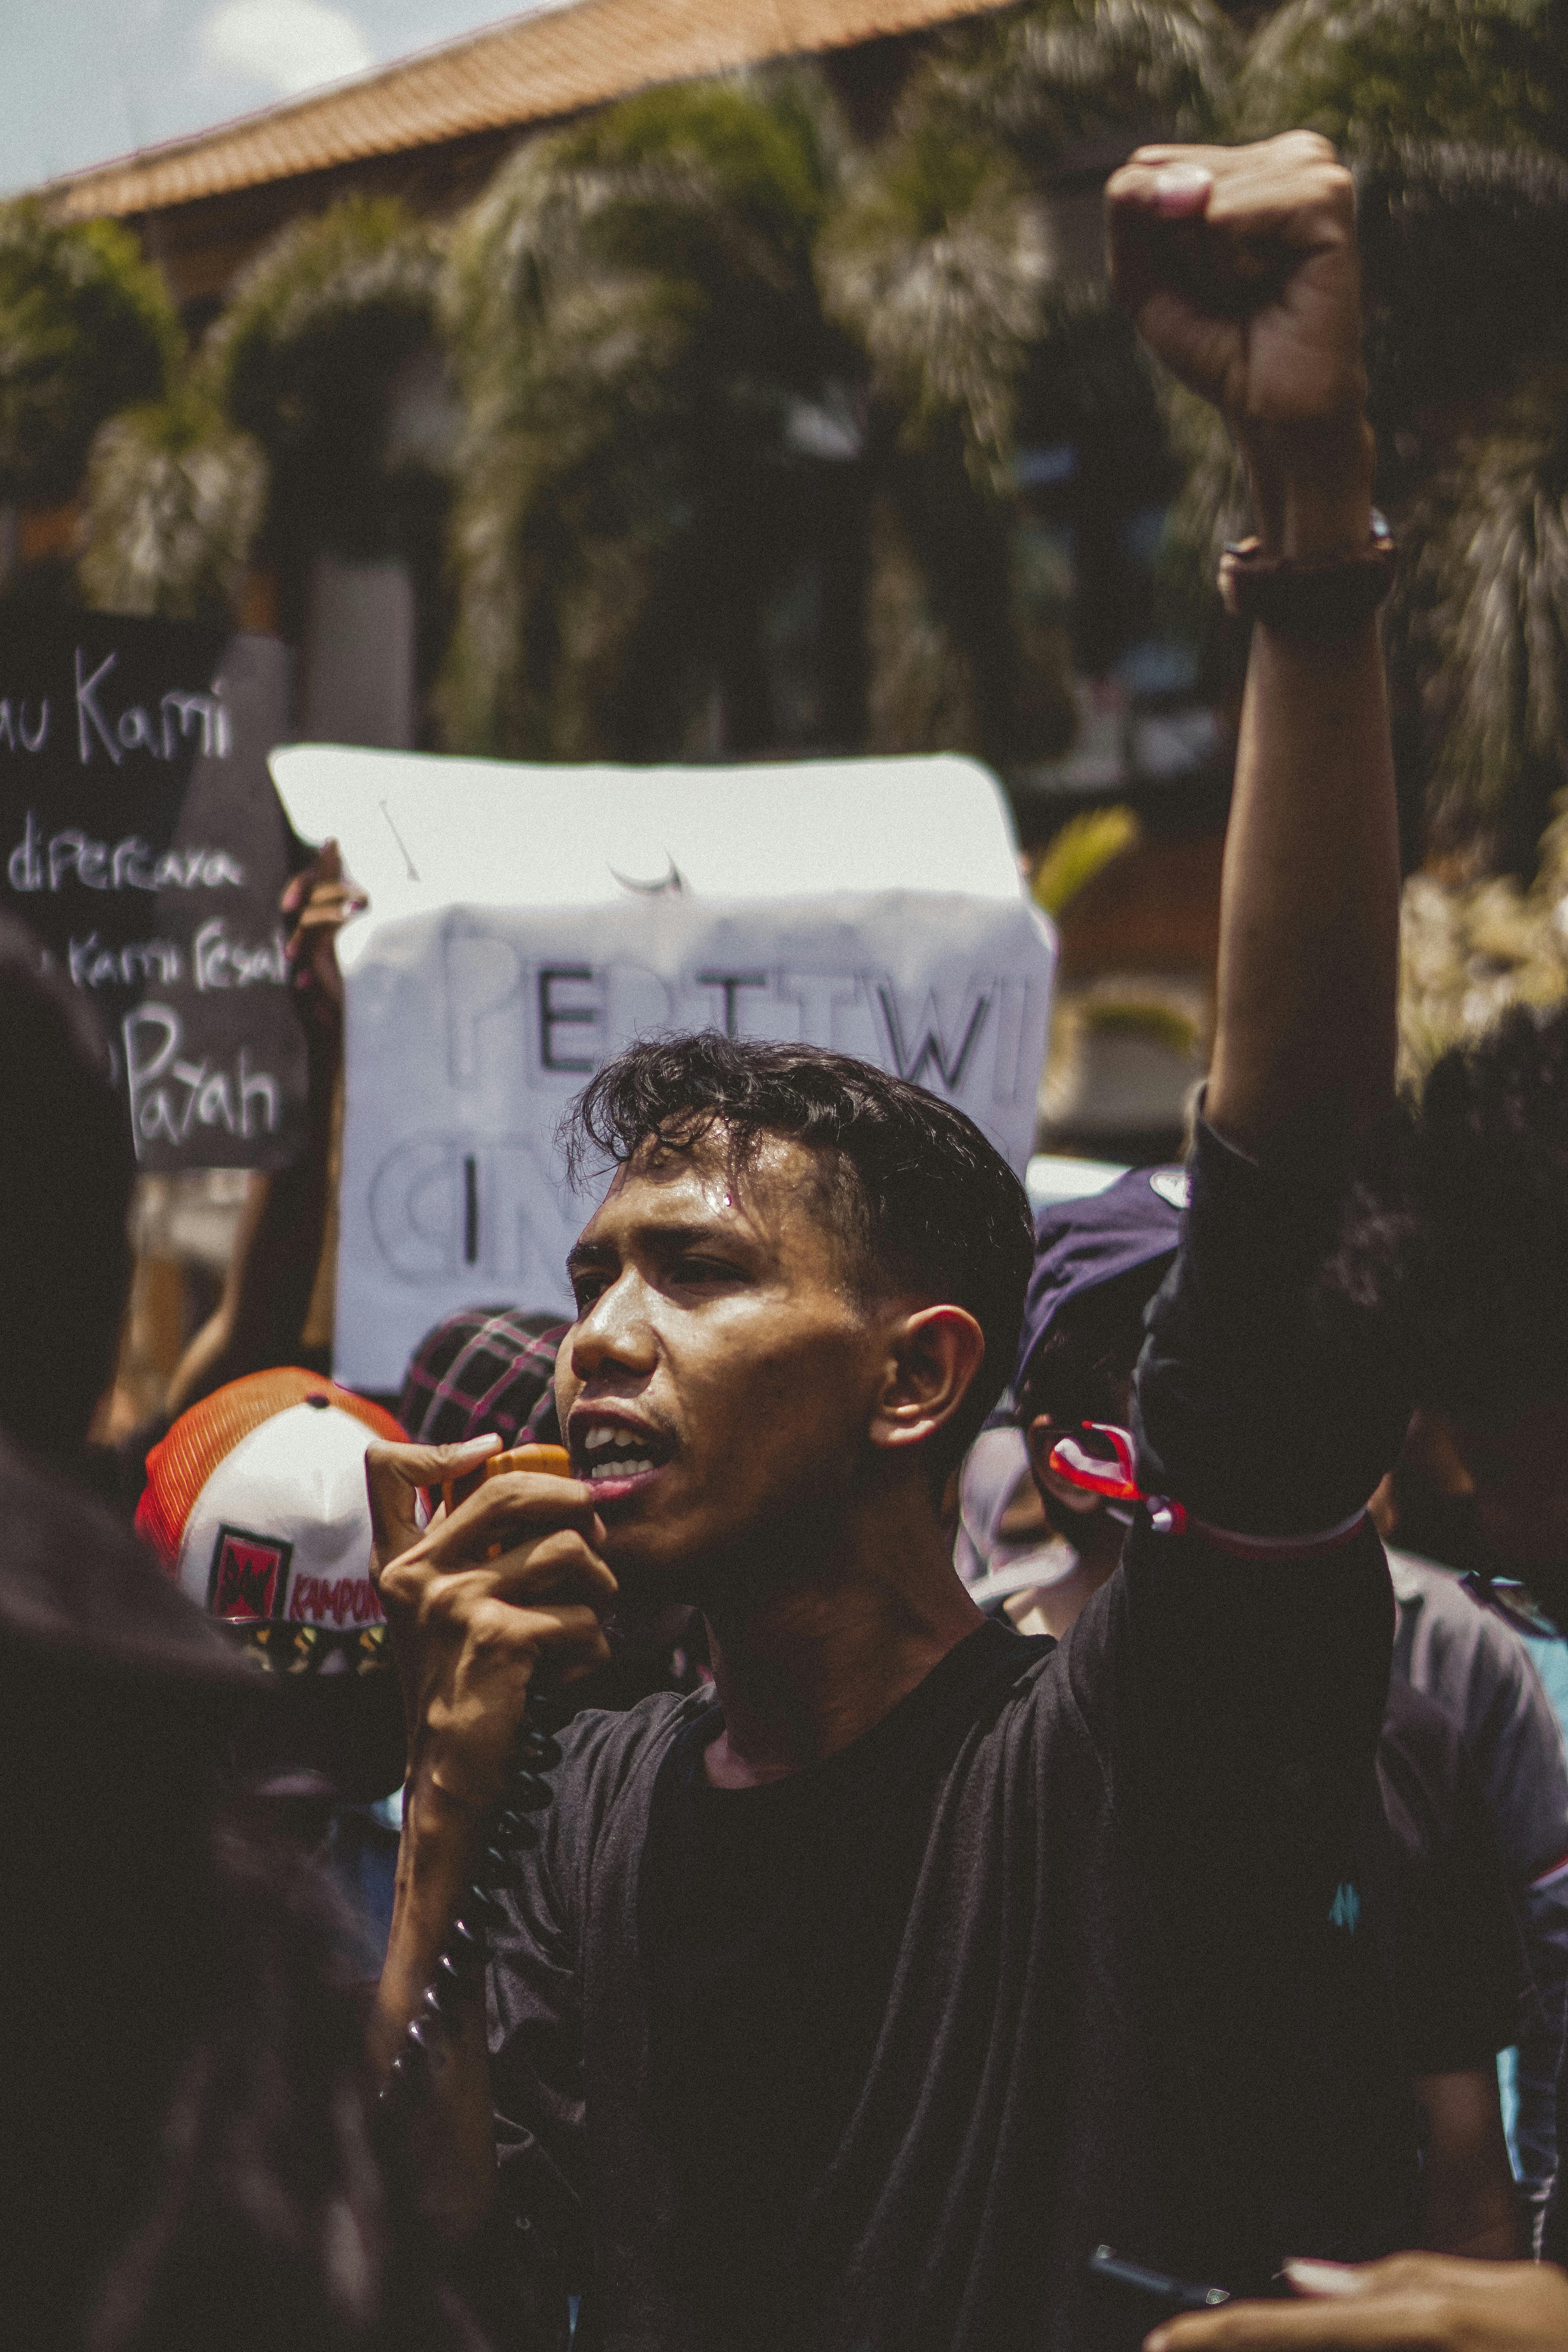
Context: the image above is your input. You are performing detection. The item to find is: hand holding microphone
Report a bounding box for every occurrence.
[368,1431,614,1817]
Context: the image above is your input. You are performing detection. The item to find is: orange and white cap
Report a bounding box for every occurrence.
[136,1368,407,1674]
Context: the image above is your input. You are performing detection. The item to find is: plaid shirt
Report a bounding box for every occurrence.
[397,1307,566,1450]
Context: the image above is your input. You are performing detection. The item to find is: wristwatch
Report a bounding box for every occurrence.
[1218,511,1396,638]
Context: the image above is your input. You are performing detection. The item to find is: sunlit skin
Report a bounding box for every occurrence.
[554,1131,987,1785]
[1144,2251,1568,2352]
[557,1138,885,1592]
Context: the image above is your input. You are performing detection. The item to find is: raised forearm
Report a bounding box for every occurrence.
[373,1784,500,2239]
[1414,2069,1527,2259]
[1107,136,1399,1163]
[1207,595,1398,1157]
[163,1021,341,1417]
[221,1029,341,1369]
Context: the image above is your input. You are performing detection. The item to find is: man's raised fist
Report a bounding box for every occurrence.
[1107,132,1374,560]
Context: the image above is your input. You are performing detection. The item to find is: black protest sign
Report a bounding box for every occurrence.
[0,611,306,1171]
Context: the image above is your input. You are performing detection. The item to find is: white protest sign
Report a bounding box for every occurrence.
[268,747,1028,951]
[268,750,1055,1392]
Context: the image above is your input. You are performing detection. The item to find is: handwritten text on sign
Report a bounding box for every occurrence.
[0,615,305,1170]
[335,892,1056,1389]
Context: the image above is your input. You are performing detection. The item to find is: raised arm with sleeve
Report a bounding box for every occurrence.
[1105,132,1403,1531]
[1098,137,1417,2284]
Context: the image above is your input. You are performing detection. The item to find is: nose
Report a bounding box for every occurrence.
[567,1267,658,1385]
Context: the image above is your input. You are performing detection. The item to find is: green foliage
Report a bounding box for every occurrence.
[79,385,267,621]
[1162,0,1568,869]
[1030,804,1142,916]
[1355,143,1568,447]
[1237,0,1568,153]
[1389,369,1568,869]
[211,195,444,560]
[928,0,1237,159]
[440,76,844,759]
[55,0,1568,886]
[1398,802,1568,1083]
[819,125,1048,470]
[0,201,177,505]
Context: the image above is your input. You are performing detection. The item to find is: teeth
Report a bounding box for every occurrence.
[576,1424,662,1481]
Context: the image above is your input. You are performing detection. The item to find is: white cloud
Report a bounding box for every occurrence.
[199,0,373,98]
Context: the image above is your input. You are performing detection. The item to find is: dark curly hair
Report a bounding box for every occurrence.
[1327,1003,1568,1430]
[0,1443,481,2352]
[562,1032,1036,1474]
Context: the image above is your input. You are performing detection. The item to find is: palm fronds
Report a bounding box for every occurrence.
[79,387,267,620]
[1398,797,1568,1085]
[818,128,1049,473]
[0,200,176,505]
[929,0,1237,156]
[438,78,841,759]
[210,195,445,559]
[1357,142,1568,441]
[1390,369,1568,870]
[1236,0,1568,152]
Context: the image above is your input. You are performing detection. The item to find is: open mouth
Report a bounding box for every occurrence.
[570,1417,675,1498]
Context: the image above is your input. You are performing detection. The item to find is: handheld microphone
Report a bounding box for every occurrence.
[384,1446,575,2110]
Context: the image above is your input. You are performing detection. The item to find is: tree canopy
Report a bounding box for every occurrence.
[36,0,1568,898]
[0,201,177,506]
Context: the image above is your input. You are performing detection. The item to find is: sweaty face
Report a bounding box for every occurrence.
[555,1133,893,1598]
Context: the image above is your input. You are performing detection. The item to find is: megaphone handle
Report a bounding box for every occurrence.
[380,1705,562,2110]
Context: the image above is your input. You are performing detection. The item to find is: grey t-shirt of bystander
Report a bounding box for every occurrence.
[1388,1550,1568,2226]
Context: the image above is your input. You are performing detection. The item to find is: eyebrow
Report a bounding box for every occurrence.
[566,1220,754,1279]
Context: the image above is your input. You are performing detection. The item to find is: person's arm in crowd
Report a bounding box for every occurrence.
[366,1437,612,2238]
[1146,2254,1568,2352]
[1109,135,1408,1540]
[162,841,364,1417]
[1471,1637,1568,2235]
[1108,134,1396,1165]
[1515,1871,1568,2235]
[1414,2071,1526,2260]
[1100,138,1414,2287]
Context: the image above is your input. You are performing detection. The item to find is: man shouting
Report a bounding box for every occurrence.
[369,135,1411,2352]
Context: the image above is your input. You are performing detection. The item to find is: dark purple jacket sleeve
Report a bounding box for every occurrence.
[1132,1116,1409,1539]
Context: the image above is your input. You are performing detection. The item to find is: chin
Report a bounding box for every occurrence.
[600,1524,701,1601]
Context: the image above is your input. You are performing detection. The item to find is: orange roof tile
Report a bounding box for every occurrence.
[51,0,1007,220]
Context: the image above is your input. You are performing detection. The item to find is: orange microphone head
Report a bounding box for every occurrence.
[441,1443,577,1557]
[483,1445,573,1482]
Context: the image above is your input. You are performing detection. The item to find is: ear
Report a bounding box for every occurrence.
[867,1305,987,1457]
[1024,1413,1059,1488]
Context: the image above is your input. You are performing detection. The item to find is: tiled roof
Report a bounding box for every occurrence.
[51,0,1008,220]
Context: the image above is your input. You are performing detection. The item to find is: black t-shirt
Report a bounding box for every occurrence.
[477,1124,1420,2352]
[638,1619,1045,2350]
[628,1639,1521,2352]
[1366,1675,1522,2081]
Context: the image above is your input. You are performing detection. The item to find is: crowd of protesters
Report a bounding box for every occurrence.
[13,126,1568,2352]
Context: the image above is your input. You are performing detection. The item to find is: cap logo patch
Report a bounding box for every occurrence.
[209,1525,292,1621]
[1149,1169,1190,1210]
[289,1574,385,1627]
